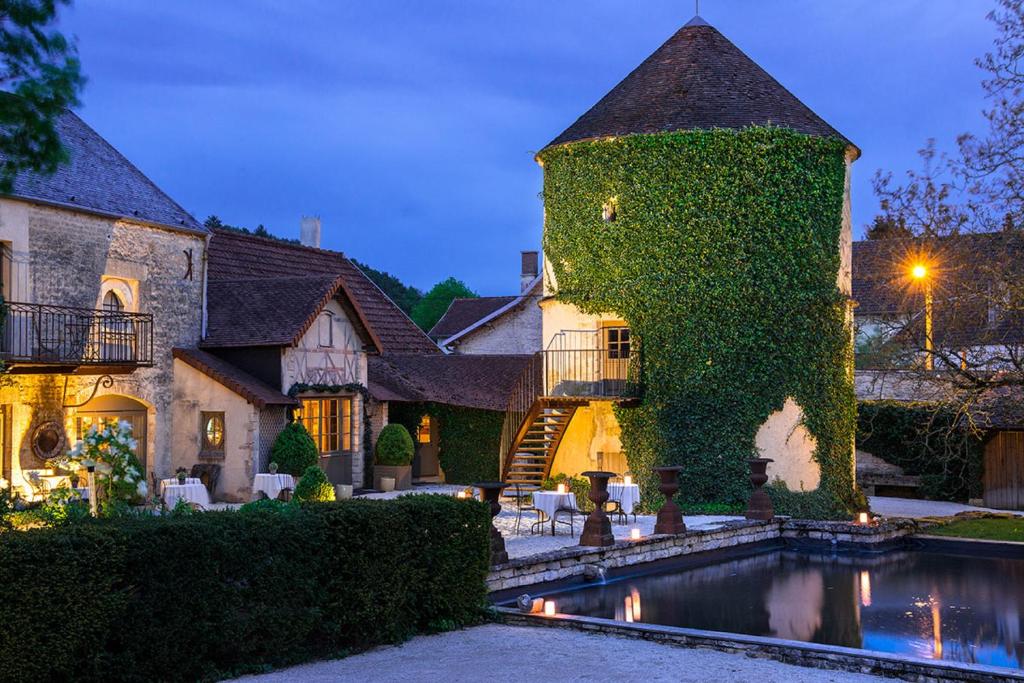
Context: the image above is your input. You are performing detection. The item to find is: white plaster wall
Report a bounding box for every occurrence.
[755,398,821,492]
[549,402,628,477]
[172,359,258,502]
[282,299,366,389]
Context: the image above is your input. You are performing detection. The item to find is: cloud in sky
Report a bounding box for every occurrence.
[62,0,995,294]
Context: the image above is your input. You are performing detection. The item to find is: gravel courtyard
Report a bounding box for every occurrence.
[231,624,885,682]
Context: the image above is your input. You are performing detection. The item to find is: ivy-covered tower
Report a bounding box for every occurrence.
[533,16,861,511]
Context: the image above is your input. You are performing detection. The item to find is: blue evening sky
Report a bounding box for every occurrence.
[62,1,995,295]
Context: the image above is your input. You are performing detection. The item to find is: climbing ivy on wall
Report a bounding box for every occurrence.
[388,402,503,485]
[539,127,859,512]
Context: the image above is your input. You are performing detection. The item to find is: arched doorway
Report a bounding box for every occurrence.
[73,394,148,470]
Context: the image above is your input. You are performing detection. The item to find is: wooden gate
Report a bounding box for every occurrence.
[983,430,1024,510]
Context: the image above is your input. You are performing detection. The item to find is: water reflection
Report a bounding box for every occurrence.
[542,549,1024,669]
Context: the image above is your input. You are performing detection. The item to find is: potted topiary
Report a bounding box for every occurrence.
[374,423,414,491]
[294,465,336,503]
[268,462,279,475]
[175,467,188,485]
[270,422,318,477]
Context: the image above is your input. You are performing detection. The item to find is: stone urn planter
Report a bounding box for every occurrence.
[653,465,686,534]
[580,471,616,547]
[474,481,508,565]
[745,458,774,521]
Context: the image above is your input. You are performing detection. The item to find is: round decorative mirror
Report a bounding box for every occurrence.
[31,421,65,462]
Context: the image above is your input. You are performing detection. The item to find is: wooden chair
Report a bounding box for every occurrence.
[277,487,293,502]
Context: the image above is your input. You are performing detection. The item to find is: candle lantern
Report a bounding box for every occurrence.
[630,528,641,541]
[543,600,556,616]
[858,512,870,525]
[623,474,633,487]
[556,482,566,494]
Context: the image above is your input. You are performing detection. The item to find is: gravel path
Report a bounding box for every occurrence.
[230,624,884,682]
[869,496,1024,519]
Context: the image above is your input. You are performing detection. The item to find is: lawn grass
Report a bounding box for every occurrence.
[928,516,1024,542]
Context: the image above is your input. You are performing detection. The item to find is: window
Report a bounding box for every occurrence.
[103,290,125,313]
[297,397,353,454]
[318,312,334,347]
[605,326,631,359]
[417,415,432,444]
[201,412,225,455]
[602,197,618,222]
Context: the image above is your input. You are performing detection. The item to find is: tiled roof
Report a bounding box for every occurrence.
[368,354,533,411]
[173,347,297,408]
[206,228,439,354]
[2,110,203,232]
[546,17,854,153]
[428,296,516,340]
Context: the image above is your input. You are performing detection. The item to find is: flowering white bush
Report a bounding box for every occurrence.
[65,420,146,512]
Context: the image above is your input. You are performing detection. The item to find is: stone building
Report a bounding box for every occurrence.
[428,251,542,354]
[502,16,859,493]
[0,110,206,497]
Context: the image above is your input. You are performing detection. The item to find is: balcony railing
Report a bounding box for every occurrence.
[499,347,642,472]
[0,301,154,373]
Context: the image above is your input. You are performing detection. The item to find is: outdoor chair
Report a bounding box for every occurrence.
[551,502,582,537]
[606,492,637,525]
[277,487,293,502]
[190,463,221,500]
[505,483,541,535]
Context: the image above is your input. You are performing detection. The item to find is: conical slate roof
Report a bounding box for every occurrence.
[546,17,856,154]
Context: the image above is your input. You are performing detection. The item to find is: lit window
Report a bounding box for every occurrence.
[297,397,354,454]
[602,197,618,222]
[201,411,225,454]
[417,415,432,444]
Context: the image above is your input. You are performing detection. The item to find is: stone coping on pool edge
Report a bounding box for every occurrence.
[498,609,1024,683]
[488,517,920,593]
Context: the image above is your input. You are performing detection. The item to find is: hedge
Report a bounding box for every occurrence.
[856,400,983,501]
[539,128,857,513]
[0,496,491,682]
[389,403,503,484]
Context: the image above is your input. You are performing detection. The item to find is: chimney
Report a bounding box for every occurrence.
[521,250,539,292]
[300,215,321,249]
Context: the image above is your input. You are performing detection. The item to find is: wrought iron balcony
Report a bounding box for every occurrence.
[0,301,154,374]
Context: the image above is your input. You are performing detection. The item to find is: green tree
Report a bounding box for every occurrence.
[352,258,423,315]
[0,0,85,192]
[411,277,477,332]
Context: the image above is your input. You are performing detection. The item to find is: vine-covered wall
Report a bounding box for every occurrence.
[388,402,503,485]
[539,127,859,511]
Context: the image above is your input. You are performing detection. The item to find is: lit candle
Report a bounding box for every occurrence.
[543,600,556,616]
[624,475,632,486]
[556,483,566,494]
[858,512,869,525]
[630,528,641,541]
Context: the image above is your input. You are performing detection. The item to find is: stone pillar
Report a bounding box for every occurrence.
[746,458,774,521]
[579,470,616,547]
[474,481,508,564]
[653,465,686,534]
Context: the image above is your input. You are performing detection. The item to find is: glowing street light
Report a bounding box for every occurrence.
[910,262,934,371]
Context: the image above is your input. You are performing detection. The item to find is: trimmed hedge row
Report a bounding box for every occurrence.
[0,496,491,682]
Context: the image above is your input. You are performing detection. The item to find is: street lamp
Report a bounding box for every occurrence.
[911,263,933,370]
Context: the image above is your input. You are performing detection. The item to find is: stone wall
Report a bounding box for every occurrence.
[487,518,918,593]
[0,199,205,492]
[452,296,542,355]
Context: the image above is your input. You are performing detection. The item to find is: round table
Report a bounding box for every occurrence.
[162,483,210,509]
[532,491,577,535]
[607,483,641,515]
[253,473,295,500]
[160,477,202,496]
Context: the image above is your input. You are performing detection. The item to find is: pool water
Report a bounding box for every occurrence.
[537,548,1024,669]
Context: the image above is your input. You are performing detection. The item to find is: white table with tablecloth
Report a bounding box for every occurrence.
[160,477,202,496]
[252,473,295,500]
[607,483,641,515]
[161,482,210,509]
[531,491,578,535]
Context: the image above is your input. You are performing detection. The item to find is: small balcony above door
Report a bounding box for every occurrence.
[0,301,154,374]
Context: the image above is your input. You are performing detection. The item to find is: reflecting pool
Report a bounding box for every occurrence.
[539,549,1024,669]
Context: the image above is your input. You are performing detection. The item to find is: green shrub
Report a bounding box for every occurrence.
[375,424,414,466]
[294,466,335,503]
[856,400,983,501]
[0,495,491,682]
[270,422,319,476]
[388,403,503,484]
[766,481,863,521]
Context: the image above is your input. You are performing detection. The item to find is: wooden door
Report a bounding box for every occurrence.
[601,323,630,395]
[983,430,1024,510]
[412,414,439,478]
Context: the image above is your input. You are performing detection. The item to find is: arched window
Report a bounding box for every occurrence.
[102,290,125,313]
